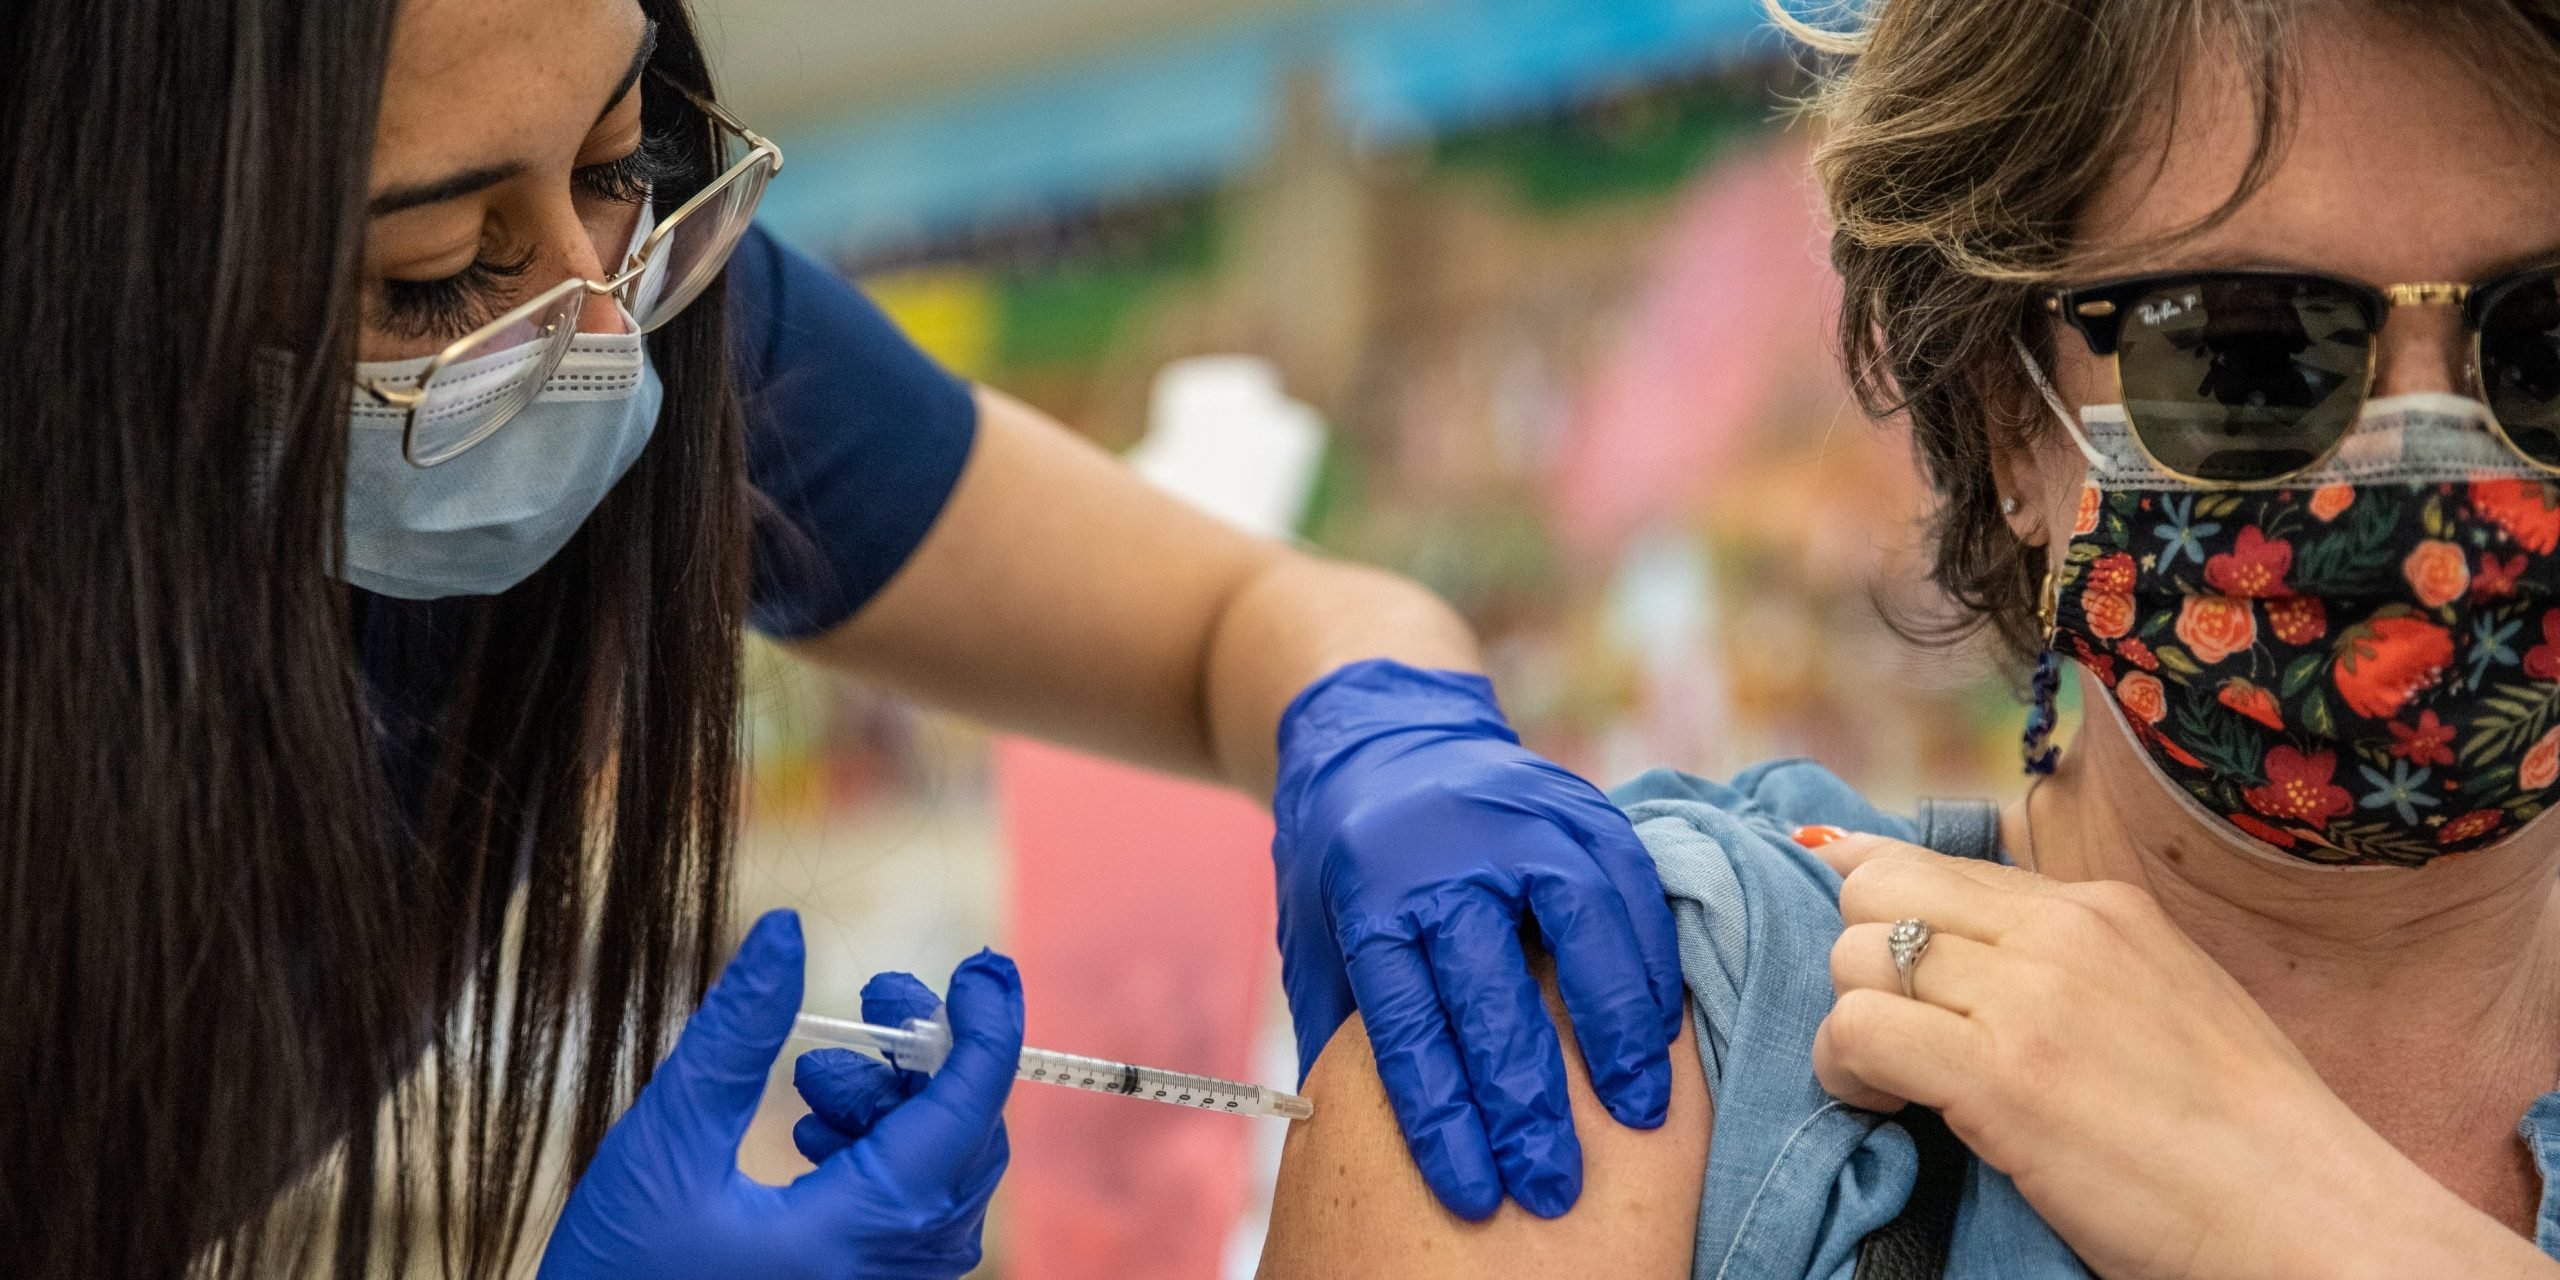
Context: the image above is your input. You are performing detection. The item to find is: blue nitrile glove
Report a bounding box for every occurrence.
[1272,659,1684,1221]
[788,971,966,1165]
[537,911,1023,1280]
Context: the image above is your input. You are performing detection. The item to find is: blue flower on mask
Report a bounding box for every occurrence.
[2468,615,2523,690]
[2356,759,2440,826]
[2153,494,2221,569]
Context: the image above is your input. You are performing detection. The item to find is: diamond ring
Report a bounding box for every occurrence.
[1888,918,1934,1001]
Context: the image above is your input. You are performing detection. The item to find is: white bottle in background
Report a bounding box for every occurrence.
[1127,355,1328,542]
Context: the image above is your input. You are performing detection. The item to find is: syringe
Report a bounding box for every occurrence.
[792,1012,1314,1121]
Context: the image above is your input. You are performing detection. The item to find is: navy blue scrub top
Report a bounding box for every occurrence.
[354,224,979,788]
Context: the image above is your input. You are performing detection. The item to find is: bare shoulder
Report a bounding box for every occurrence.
[1255,964,1711,1280]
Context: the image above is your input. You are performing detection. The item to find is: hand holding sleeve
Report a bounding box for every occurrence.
[1270,659,1683,1221]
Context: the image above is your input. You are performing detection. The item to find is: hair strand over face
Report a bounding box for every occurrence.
[1775,0,2560,668]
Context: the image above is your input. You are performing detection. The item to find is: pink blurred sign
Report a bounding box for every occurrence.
[995,738,1277,1280]
[1549,134,1850,559]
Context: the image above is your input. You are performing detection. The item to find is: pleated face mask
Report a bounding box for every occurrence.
[340,330,661,600]
[2038,376,2560,867]
[338,205,665,602]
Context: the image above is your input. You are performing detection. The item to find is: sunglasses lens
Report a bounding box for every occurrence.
[2482,269,2560,468]
[2113,276,2370,482]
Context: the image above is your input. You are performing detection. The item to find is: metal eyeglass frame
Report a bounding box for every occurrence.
[355,72,785,467]
[2040,263,2560,486]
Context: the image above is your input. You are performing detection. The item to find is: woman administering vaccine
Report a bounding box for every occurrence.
[0,0,1681,1275]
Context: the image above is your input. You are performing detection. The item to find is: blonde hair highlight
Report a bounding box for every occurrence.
[1778,0,2560,662]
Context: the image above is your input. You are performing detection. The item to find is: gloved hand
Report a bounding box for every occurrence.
[1273,659,1683,1221]
[537,911,1024,1280]
[787,971,977,1167]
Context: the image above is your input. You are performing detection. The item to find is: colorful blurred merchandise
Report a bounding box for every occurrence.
[745,66,2038,823]
[736,28,2068,1280]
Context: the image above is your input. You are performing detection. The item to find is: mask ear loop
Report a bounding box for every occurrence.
[2013,337,2112,471]
[2010,338,2094,777]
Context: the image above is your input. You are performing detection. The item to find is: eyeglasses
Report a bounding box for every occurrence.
[2041,265,2560,485]
[355,74,784,467]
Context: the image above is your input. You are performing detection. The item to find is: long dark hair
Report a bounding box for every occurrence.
[0,1,748,1275]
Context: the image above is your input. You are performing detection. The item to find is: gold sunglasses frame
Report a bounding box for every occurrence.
[357,74,786,467]
[2041,267,2560,487]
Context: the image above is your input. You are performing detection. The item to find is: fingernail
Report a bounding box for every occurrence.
[1435,1173,1502,1222]
[860,970,926,997]
[793,1048,853,1089]
[1413,1125,1503,1222]
[960,949,1021,989]
[1605,1061,1672,1129]
[1792,824,1852,849]
[1514,1159,1582,1220]
[720,911,803,994]
[743,908,802,951]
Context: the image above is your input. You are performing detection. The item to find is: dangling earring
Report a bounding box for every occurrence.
[2021,562,2062,776]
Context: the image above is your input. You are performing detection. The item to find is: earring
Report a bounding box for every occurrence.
[2001,496,2020,515]
[2021,563,2062,776]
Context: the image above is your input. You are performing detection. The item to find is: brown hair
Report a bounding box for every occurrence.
[1778,0,2560,664]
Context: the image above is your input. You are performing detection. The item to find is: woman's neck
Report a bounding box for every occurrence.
[2006,673,2560,1213]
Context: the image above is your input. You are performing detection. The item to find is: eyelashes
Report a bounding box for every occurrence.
[370,131,692,342]
[372,241,537,344]
[574,130,686,208]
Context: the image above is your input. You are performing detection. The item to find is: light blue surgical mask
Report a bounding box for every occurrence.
[340,331,662,600]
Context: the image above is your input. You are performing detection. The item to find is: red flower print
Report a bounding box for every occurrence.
[2118,637,2160,671]
[2117,672,2168,725]
[2133,718,2207,769]
[2524,726,2560,792]
[2204,527,2293,599]
[2228,813,2299,849]
[2068,636,2117,688]
[2309,484,2354,522]
[2216,678,2283,730]
[2473,552,2526,601]
[2087,552,2138,596]
[2073,486,2102,536]
[2525,610,2560,682]
[2266,596,2327,646]
[2332,614,2453,719]
[2084,589,2136,641]
[2244,747,2354,825]
[2438,810,2508,847]
[2176,596,2256,665]
[2385,710,2456,768]
[2400,540,2470,609]
[2472,478,2560,554]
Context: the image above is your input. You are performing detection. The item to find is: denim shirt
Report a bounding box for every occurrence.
[1611,760,2560,1278]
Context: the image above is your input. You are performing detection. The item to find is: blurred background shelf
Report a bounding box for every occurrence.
[704,4,2074,1276]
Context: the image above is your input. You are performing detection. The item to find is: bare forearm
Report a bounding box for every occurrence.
[2294,1170,2560,1280]
[1202,554,1482,796]
[796,392,1483,791]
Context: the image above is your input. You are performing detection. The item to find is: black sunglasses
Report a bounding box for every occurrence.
[2040,265,2560,484]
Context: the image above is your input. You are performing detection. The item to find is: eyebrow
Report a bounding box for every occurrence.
[600,21,658,125]
[367,163,525,218]
[365,22,657,219]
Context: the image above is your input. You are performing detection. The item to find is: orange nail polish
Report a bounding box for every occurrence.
[1792,824,1851,849]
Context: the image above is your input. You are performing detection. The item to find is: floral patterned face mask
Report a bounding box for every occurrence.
[2034,375,2560,867]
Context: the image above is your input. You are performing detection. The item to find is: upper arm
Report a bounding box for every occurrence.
[788,386,1287,776]
[731,224,983,640]
[726,227,1296,776]
[1256,966,1711,1280]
